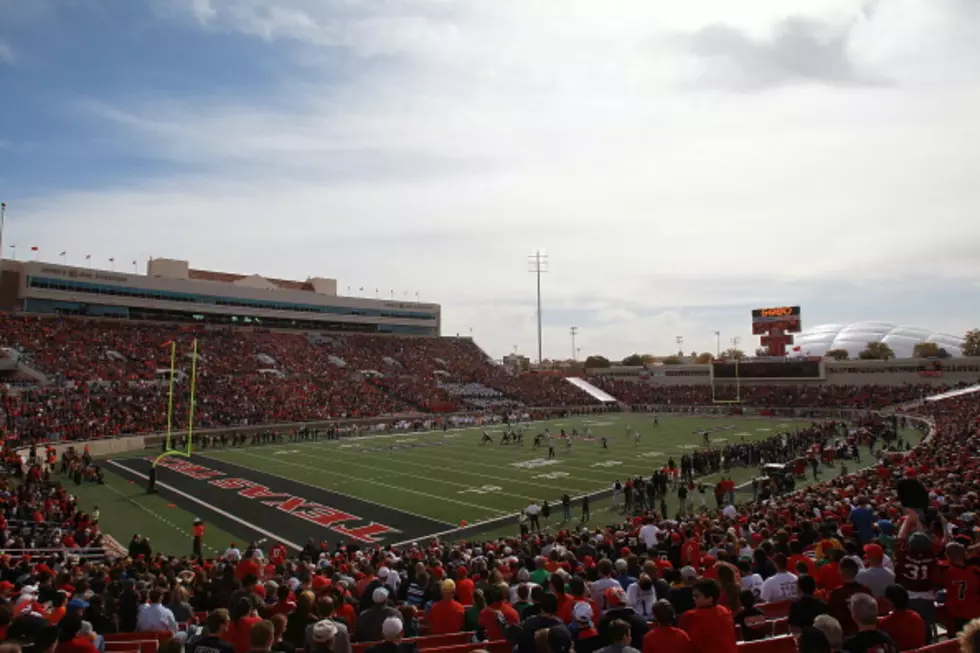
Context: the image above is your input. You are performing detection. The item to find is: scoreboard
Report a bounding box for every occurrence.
[751,306,802,336]
[711,358,824,380]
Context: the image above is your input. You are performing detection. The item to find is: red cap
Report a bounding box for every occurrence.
[605,587,628,608]
[864,544,884,560]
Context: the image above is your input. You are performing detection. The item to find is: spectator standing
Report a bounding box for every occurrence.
[679,580,737,653]
[855,544,895,598]
[828,558,871,637]
[877,585,925,652]
[760,554,798,603]
[841,593,899,653]
[641,601,691,653]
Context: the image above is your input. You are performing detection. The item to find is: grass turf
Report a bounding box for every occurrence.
[71,413,920,555]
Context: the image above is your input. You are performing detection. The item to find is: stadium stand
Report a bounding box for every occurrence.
[1,351,978,653]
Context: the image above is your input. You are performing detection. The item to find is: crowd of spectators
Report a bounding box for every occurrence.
[1,374,979,652]
[0,316,599,442]
[591,378,943,410]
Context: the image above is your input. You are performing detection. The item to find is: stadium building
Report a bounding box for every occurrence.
[0,258,441,335]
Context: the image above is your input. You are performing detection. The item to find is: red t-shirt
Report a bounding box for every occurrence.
[681,606,737,653]
[456,577,475,605]
[942,564,980,620]
[56,637,100,653]
[477,602,519,640]
[224,615,263,653]
[428,599,465,635]
[879,609,926,651]
[643,626,693,653]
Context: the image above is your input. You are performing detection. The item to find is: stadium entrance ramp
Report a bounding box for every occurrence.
[565,376,618,402]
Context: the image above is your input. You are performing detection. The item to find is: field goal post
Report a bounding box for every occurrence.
[710,358,742,404]
[153,338,199,466]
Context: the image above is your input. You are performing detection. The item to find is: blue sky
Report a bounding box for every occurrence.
[1,0,979,359]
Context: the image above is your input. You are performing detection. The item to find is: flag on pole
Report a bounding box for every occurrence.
[30,246,38,252]
[59,251,66,256]
[108,257,115,262]
[85,254,91,260]
[792,346,801,352]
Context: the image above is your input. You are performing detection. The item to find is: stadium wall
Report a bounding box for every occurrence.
[587,359,980,386]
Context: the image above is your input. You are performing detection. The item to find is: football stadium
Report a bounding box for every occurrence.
[1,249,980,652]
[3,4,979,651]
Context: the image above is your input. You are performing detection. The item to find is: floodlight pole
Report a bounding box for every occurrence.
[713,330,721,357]
[528,251,548,365]
[570,326,578,361]
[0,202,6,266]
[676,335,684,357]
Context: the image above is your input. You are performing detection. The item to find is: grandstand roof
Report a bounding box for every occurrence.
[793,321,965,359]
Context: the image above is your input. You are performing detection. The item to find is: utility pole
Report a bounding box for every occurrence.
[570,326,578,361]
[528,251,548,364]
[713,331,721,357]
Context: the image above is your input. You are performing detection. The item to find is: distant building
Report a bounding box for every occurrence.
[792,322,964,359]
[0,258,440,336]
[502,353,531,373]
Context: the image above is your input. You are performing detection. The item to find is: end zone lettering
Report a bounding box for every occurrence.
[149,457,399,544]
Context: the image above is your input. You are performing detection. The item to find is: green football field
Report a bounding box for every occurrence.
[67,413,918,556]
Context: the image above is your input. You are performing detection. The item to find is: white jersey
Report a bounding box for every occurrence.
[626,584,657,619]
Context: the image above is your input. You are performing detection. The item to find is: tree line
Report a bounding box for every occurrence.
[584,329,980,367]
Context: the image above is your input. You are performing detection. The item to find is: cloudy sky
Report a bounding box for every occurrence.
[1,0,978,360]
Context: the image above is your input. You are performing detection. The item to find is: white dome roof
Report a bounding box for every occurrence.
[792,322,964,359]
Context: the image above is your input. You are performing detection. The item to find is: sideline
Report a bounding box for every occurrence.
[107,460,303,550]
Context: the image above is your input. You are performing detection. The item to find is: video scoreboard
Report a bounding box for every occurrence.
[751,306,802,335]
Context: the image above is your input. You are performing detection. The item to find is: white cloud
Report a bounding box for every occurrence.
[9,0,980,359]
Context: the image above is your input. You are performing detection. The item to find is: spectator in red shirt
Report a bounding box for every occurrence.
[224,597,263,653]
[454,570,475,606]
[476,585,518,641]
[643,600,692,653]
[879,585,925,651]
[427,580,465,635]
[680,579,737,653]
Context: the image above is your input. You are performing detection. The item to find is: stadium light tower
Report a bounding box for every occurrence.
[676,335,684,356]
[713,330,721,357]
[731,335,741,354]
[528,250,548,364]
[570,326,578,361]
[0,202,6,264]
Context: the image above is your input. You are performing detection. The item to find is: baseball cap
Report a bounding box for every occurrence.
[373,587,390,603]
[604,587,627,608]
[680,566,698,580]
[312,620,338,643]
[573,601,594,623]
[377,567,390,579]
[863,544,884,560]
[441,579,456,593]
[382,617,403,641]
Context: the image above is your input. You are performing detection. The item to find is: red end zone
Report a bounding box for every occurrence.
[109,455,452,547]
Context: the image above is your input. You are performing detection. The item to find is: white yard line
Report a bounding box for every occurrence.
[194,453,455,528]
[107,460,303,550]
[213,449,510,517]
[288,441,599,494]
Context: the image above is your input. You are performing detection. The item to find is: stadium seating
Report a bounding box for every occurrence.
[0,315,605,440]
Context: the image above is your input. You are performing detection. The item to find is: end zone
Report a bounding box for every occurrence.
[109,455,452,547]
